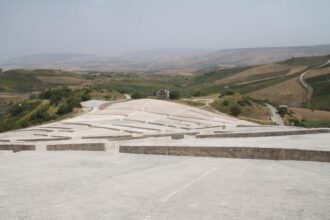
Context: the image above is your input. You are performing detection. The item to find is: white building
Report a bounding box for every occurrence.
[155,89,170,99]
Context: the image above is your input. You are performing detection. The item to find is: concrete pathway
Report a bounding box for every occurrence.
[266,104,284,126]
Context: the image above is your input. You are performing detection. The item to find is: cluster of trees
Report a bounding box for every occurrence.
[0,87,91,132]
[39,87,91,115]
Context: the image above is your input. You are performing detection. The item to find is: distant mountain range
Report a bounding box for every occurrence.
[1,44,330,73]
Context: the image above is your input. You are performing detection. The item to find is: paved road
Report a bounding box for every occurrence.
[299,59,330,108]
[266,104,284,126]
[1,152,329,220]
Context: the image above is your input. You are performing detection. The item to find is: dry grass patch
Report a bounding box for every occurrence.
[248,78,306,107]
[286,65,308,75]
[290,107,330,121]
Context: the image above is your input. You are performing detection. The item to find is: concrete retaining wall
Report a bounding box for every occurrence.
[82,135,133,139]
[0,144,36,152]
[18,137,71,142]
[47,143,105,151]
[0,139,10,142]
[119,145,330,162]
[197,129,330,138]
[236,125,275,128]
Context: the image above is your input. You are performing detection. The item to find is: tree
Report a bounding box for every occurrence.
[57,103,72,115]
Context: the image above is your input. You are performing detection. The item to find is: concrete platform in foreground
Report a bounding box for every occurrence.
[0,151,329,220]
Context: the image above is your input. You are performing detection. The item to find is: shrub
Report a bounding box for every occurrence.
[219,90,234,98]
[131,93,143,99]
[237,98,252,107]
[81,92,91,101]
[226,90,235,96]
[193,90,201,97]
[230,105,241,116]
[50,95,62,105]
[68,97,82,108]
[30,108,50,123]
[30,94,37,99]
[169,90,180,99]
[222,100,229,106]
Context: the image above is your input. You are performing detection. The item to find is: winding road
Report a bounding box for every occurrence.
[299,59,330,108]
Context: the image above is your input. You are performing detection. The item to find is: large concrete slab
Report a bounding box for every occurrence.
[0,99,253,144]
[0,152,329,220]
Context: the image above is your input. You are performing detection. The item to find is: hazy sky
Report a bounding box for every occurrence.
[1,0,330,59]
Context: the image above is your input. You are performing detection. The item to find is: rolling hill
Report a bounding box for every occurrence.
[0,69,89,93]
[1,44,330,73]
[1,54,330,112]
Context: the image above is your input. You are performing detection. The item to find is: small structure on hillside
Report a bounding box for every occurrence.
[156,89,170,99]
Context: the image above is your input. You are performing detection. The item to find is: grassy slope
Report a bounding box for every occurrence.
[210,94,272,124]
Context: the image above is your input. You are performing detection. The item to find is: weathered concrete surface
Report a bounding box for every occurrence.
[0,152,329,220]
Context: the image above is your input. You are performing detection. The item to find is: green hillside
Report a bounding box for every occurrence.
[306,72,330,110]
